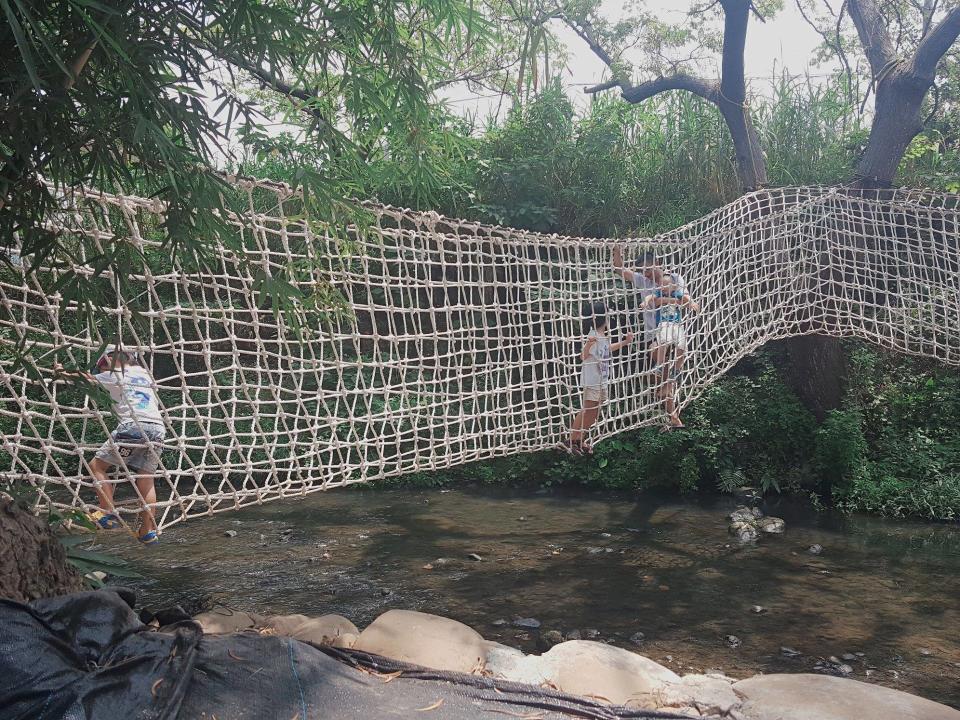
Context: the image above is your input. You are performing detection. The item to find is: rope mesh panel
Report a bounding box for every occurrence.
[1,179,959,529]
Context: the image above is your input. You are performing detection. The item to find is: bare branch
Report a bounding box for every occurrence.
[621,74,719,104]
[584,79,620,94]
[561,15,630,90]
[914,7,960,76]
[795,0,854,107]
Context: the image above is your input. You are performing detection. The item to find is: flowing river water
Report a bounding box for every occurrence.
[100,487,960,707]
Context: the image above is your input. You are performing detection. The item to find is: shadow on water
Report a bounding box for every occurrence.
[99,486,960,708]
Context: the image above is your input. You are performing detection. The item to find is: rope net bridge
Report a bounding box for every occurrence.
[1,178,958,530]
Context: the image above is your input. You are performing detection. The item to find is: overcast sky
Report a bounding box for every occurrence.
[444,1,835,120]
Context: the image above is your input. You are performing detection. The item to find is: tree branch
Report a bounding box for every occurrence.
[846,0,897,77]
[914,7,960,76]
[561,15,631,90]
[621,74,719,104]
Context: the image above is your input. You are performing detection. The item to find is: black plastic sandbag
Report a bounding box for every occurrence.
[0,590,693,720]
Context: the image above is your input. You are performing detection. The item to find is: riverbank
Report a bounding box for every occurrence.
[99,487,960,706]
[190,604,960,718]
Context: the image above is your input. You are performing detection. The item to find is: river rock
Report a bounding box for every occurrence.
[541,629,564,648]
[513,617,541,629]
[734,674,960,720]
[730,521,759,542]
[808,544,823,555]
[193,609,265,634]
[630,631,646,646]
[728,507,759,524]
[353,609,486,673]
[758,516,786,534]
[223,530,237,538]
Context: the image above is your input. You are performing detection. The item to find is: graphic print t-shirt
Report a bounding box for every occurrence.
[654,289,686,326]
[94,366,163,425]
[581,328,612,389]
[633,272,686,335]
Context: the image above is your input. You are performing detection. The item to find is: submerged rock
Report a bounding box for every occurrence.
[513,617,541,629]
[759,516,786,534]
[730,521,759,542]
[808,544,823,555]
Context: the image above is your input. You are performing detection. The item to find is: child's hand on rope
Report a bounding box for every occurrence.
[624,332,635,344]
[642,294,655,310]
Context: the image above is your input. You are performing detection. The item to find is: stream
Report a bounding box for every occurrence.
[99,487,960,707]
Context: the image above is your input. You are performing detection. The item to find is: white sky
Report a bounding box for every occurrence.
[443,1,835,121]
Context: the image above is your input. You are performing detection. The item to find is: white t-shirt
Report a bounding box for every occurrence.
[581,328,612,389]
[94,366,163,425]
[632,272,687,336]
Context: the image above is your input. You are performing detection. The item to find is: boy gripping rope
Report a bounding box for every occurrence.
[55,346,166,545]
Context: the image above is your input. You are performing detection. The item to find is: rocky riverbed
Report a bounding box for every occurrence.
[99,487,960,708]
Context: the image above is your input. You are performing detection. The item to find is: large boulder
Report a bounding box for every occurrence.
[734,674,960,720]
[353,609,486,673]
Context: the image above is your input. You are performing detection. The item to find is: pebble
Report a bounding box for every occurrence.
[584,628,601,639]
[726,635,742,648]
[750,605,767,614]
[224,530,237,538]
[467,553,482,561]
[587,547,603,554]
[565,629,582,641]
[600,532,612,538]
[780,646,801,658]
[513,618,541,629]
[629,631,646,646]
[808,544,823,555]
[920,648,933,656]
[492,619,508,626]
[841,653,857,661]
[434,558,450,566]
[542,630,563,646]
[421,563,434,570]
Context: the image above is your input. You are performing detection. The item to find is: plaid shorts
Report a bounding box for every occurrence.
[94,422,166,474]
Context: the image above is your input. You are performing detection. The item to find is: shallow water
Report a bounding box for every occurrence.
[100,487,960,707]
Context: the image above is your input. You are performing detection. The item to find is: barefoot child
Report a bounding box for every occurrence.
[55,345,166,544]
[567,302,634,455]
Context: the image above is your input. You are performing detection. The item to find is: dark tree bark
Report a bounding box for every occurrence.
[0,498,85,602]
[848,0,960,186]
[567,0,768,191]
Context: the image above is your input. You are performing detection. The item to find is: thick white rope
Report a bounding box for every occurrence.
[1,180,958,529]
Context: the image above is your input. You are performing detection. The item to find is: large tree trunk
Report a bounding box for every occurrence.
[855,68,932,186]
[0,498,85,602]
[719,102,767,191]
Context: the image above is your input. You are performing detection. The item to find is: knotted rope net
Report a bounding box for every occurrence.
[1,178,958,529]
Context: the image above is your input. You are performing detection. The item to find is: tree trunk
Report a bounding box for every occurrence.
[855,68,931,186]
[719,101,767,191]
[0,498,85,602]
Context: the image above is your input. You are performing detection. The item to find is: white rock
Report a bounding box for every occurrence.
[353,609,486,673]
[734,673,960,720]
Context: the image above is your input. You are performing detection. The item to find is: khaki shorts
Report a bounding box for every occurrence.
[583,386,608,405]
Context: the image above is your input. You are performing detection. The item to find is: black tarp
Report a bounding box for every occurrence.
[0,590,695,720]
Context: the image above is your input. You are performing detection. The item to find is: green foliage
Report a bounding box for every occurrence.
[829,347,960,520]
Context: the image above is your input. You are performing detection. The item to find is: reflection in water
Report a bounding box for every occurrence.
[101,488,960,707]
